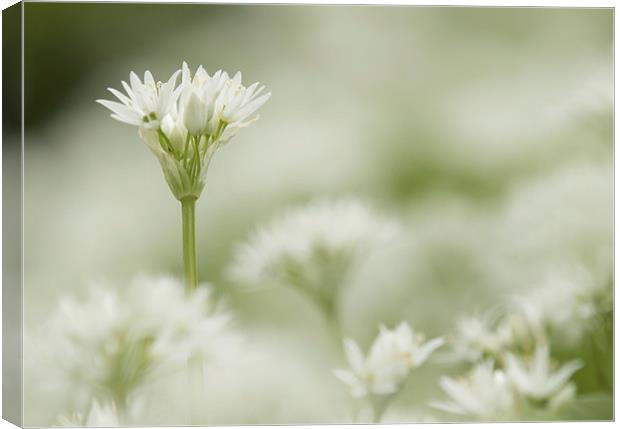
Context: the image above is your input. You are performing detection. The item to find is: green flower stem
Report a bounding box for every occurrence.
[322,298,343,348]
[188,353,205,424]
[371,394,392,423]
[181,197,197,292]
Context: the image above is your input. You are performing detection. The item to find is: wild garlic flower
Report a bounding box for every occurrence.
[97,62,270,200]
[431,361,515,421]
[97,70,182,130]
[451,312,540,364]
[228,198,399,316]
[452,315,511,362]
[333,322,444,398]
[504,344,581,406]
[452,264,611,365]
[513,265,611,346]
[34,276,241,414]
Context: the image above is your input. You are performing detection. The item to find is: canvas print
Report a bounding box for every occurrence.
[2,2,613,426]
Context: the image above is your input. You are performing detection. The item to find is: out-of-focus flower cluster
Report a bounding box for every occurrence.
[453,264,612,364]
[228,199,399,322]
[433,258,611,421]
[27,276,242,425]
[432,345,581,421]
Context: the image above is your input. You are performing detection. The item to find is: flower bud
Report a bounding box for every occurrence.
[183,91,207,136]
[161,114,186,154]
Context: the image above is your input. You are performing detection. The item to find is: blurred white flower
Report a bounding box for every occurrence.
[513,264,611,346]
[505,344,581,404]
[451,310,542,364]
[228,198,399,316]
[450,262,610,365]
[452,315,510,362]
[84,401,120,427]
[498,162,612,285]
[33,276,242,415]
[431,361,515,420]
[333,322,443,398]
[56,400,120,427]
[97,62,270,200]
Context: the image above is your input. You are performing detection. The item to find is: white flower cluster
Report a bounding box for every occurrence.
[334,323,443,399]
[32,276,242,420]
[513,264,612,346]
[432,260,605,422]
[97,63,270,200]
[228,198,399,316]
[436,266,598,422]
[432,344,581,421]
[431,361,514,420]
[452,263,611,366]
[451,315,514,363]
[504,344,581,406]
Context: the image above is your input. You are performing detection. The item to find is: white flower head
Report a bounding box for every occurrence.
[504,343,582,403]
[451,313,525,363]
[228,198,399,312]
[34,276,242,413]
[513,264,610,345]
[370,323,445,370]
[452,315,506,362]
[97,62,270,200]
[97,69,182,129]
[333,322,443,398]
[216,72,271,137]
[431,361,515,421]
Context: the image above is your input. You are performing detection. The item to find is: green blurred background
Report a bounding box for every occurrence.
[12,3,612,425]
